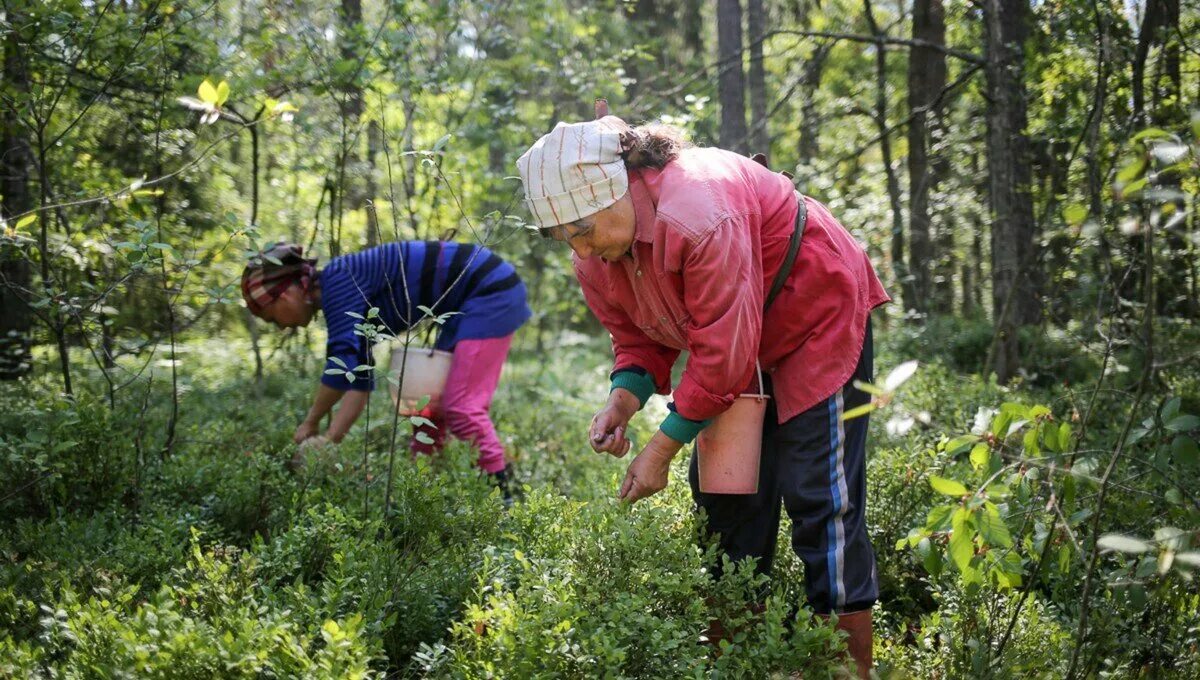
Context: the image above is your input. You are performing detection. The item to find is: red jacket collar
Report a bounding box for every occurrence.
[629,168,662,243]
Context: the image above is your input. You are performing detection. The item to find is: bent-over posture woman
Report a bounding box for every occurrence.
[516,117,888,676]
[241,241,530,498]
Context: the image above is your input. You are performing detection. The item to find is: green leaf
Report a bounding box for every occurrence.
[969,443,990,471]
[925,504,955,532]
[840,402,876,422]
[1022,427,1040,455]
[215,80,230,106]
[414,431,435,445]
[198,79,219,104]
[432,133,452,152]
[930,476,970,497]
[15,214,36,230]
[1165,415,1200,432]
[1063,204,1088,226]
[949,509,975,572]
[922,542,943,578]
[1191,111,1200,141]
[1131,127,1172,143]
[1162,397,1182,421]
[1097,534,1151,554]
[1121,176,1149,198]
[945,435,979,456]
[977,503,1013,548]
[1176,552,1200,568]
[1172,436,1199,467]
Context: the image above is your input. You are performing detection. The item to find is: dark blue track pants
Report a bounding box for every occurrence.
[688,319,878,614]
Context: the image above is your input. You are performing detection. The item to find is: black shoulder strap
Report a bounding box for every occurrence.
[764,193,806,311]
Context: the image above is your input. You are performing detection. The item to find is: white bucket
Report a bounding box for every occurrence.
[388,346,453,415]
[696,363,768,495]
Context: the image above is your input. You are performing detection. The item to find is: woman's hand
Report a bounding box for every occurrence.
[589,388,640,457]
[294,419,320,444]
[618,431,684,503]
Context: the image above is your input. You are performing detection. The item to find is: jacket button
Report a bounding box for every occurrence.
[636,270,643,277]
[659,316,667,323]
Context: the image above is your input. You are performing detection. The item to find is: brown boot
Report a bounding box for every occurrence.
[826,609,873,679]
[816,609,873,676]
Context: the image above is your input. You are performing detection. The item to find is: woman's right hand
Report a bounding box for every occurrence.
[589,388,640,457]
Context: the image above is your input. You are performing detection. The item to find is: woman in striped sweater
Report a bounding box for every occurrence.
[241,241,531,490]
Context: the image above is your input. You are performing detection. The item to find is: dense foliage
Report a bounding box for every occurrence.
[2,0,1199,677]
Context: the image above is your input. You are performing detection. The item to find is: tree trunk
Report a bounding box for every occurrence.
[1150,0,1188,316]
[682,0,705,64]
[984,0,1038,381]
[863,0,911,311]
[0,16,33,379]
[366,118,382,246]
[906,0,946,316]
[746,0,769,155]
[717,0,748,153]
[339,0,369,247]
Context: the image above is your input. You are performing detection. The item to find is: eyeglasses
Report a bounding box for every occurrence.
[541,218,595,248]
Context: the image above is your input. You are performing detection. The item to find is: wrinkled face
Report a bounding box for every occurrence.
[544,192,636,261]
[255,283,316,329]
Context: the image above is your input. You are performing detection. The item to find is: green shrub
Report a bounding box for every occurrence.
[3,534,380,679]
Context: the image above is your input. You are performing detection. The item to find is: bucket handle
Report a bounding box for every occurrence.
[745,361,768,402]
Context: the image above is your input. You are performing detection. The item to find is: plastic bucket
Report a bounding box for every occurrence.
[696,364,768,495]
[388,346,453,415]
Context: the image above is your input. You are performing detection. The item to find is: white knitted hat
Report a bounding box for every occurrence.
[516,116,630,229]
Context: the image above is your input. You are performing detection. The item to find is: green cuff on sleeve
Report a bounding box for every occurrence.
[659,412,711,446]
[610,370,656,409]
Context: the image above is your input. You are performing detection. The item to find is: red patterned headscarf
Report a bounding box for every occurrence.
[240,242,318,314]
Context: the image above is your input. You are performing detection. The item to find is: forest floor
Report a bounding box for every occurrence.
[1,323,1196,678]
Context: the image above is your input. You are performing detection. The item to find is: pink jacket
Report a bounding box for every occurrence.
[575,147,890,425]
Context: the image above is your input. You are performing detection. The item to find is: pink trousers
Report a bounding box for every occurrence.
[410,334,513,473]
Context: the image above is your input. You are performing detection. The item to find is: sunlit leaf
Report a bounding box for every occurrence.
[198,79,219,104]
[15,214,36,230]
[930,476,970,497]
[1116,156,1148,183]
[851,379,886,397]
[840,402,876,422]
[1120,176,1149,199]
[215,80,230,106]
[1097,534,1151,554]
[1130,127,1173,143]
[978,503,1013,548]
[1154,527,1187,552]
[177,96,211,111]
[970,443,990,471]
[1063,204,1088,226]
[883,360,919,391]
[949,509,974,571]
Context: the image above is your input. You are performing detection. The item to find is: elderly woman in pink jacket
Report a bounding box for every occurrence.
[516,116,888,676]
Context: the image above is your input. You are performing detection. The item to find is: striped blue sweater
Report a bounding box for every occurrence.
[318,241,531,391]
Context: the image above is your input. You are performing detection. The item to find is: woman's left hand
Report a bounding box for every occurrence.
[619,431,683,503]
